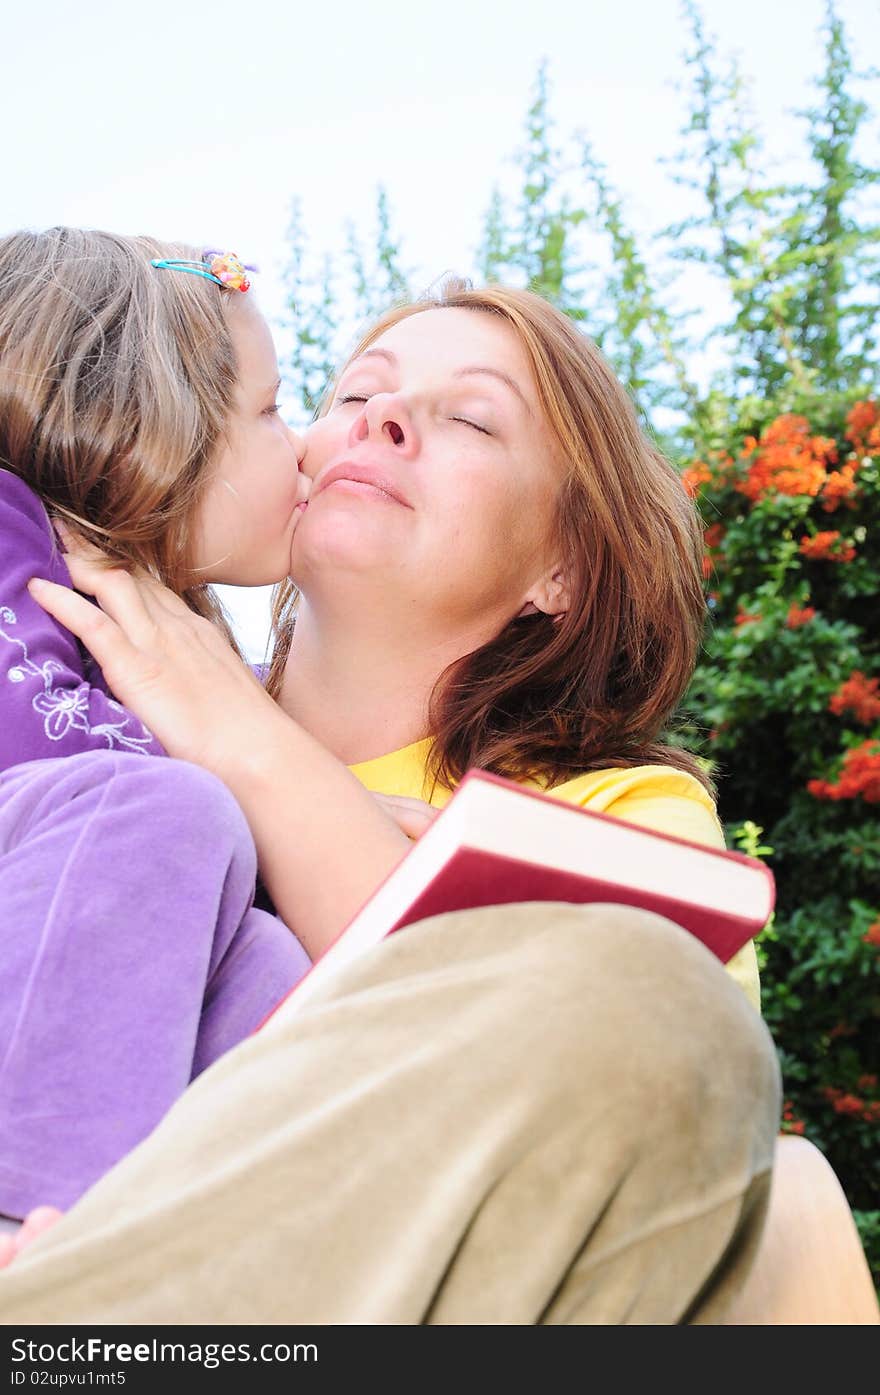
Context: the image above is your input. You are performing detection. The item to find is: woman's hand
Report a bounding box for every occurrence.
[28,549,289,786]
[372,793,440,840]
[28,540,413,960]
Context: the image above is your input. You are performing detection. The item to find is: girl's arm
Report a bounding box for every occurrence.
[0,473,164,769]
[28,558,411,961]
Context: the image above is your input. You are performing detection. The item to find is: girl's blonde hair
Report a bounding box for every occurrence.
[268,278,712,793]
[0,226,243,648]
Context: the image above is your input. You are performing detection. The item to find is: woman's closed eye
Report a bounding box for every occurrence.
[450,416,491,436]
[335,394,490,435]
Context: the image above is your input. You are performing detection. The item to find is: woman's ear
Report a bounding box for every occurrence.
[517,568,570,620]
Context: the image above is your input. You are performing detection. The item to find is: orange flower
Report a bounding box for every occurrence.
[734,607,761,627]
[862,920,880,948]
[811,435,838,463]
[829,671,880,725]
[845,400,880,457]
[681,461,712,497]
[846,399,877,434]
[821,1087,865,1116]
[824,1074,880,1125]
[799,531,857,563]
[845,399,878,453]
[781,1101,806,1136]
[828,1020,855,1039]
[703,523,725,549]
[737,414,836,503]
[786,603,816,628]
[821,460,860,512]
[835,1094,866,1116]
[808,741,880,804]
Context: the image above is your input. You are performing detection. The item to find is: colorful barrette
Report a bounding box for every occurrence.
[204,251,253,291]
[150,251,257,292]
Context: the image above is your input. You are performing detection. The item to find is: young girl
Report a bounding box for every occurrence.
[0,227,308,768]
[0,227,315,1220]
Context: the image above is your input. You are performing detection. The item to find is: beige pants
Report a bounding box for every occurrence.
[0,903,781,1324]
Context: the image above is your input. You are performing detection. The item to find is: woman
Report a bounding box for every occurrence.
[31,278,760,993]
[0,280,781,1322]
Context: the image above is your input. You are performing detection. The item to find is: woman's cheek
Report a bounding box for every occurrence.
[453,477,509,546]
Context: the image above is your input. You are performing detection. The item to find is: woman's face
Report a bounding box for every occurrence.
[294,307,567,631]
[191,298,309,586]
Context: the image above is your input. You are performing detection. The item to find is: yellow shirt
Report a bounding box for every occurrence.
[349,738,761,1014]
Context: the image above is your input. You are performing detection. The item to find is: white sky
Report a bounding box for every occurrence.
[4,0,878,657]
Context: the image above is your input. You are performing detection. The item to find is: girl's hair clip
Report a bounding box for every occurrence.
[150,251,257,292]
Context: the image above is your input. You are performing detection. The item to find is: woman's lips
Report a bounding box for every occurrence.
[322,478,404,505]
[314,462,412,508]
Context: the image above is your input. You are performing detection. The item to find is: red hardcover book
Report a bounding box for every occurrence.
[261,769,775,1025]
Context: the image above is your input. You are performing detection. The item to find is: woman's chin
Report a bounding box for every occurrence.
[290,509,404,578]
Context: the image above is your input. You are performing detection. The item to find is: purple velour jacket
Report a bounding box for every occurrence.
[0,470,165,772]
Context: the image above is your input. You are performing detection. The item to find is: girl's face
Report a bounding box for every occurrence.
[294,307,568,630]
[191,298,309,585]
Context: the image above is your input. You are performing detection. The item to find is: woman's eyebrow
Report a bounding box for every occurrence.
[336,348,394,384]
[353,348,530,416]
[354,348,396,367]
[453,366,531,416]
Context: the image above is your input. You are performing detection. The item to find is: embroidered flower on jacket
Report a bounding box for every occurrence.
[32,683,91,740]
[1,605,155,753]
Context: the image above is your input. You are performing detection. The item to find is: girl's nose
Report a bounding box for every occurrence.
[288,424,307,464]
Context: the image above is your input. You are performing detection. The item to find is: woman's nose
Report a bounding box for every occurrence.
[354,393,417,455]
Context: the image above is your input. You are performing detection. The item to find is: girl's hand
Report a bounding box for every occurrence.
[28,547,289,785]
[372,793,440,841]
[0,1207,64,1269]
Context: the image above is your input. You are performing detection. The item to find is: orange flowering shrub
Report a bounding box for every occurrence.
[821,1087,880,1124]
[680,395,879,1227]
[736,414,838,502]
[734,606,761,627]
[681,460,712,497]
[829,1020,857,1040]
[821,461,860,512]
[808,741,880,803]
[829,672,880,725]
[781,1100,806,1135]
[799,530,858,562]
[845,399,880,456]
[786,603,816,627]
